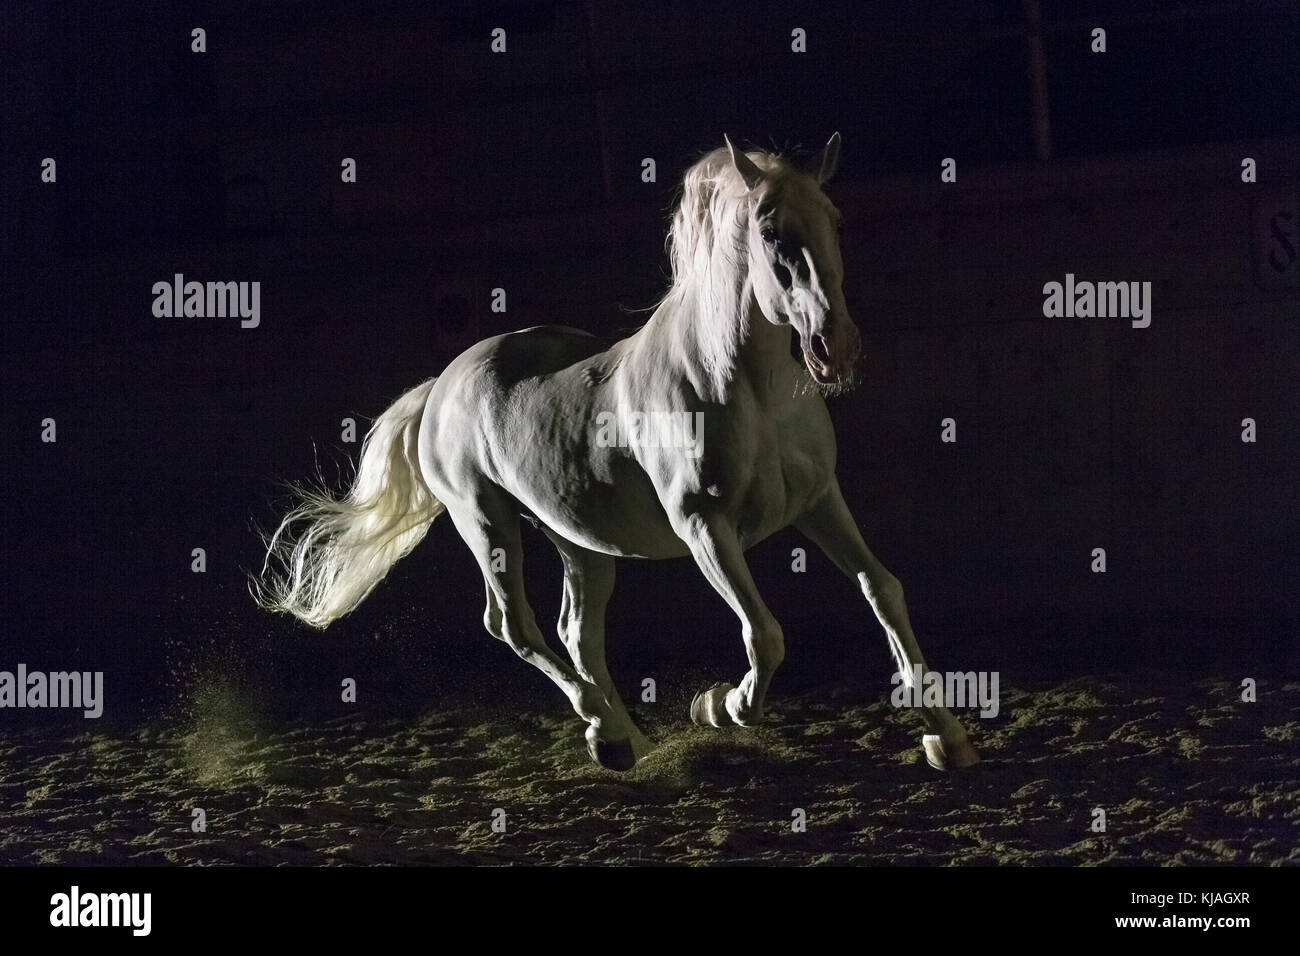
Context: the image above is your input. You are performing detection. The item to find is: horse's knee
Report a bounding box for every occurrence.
[862,571,904,611]
[748,619,785,672]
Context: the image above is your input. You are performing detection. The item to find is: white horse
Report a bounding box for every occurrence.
[252,134,980,773]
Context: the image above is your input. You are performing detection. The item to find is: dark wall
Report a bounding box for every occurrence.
[1,0,1296,725]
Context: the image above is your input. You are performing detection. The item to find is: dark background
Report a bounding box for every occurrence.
[1,0,1296,728]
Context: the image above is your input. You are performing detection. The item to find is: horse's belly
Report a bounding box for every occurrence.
[522,474,690,560]
[495,434,688,559]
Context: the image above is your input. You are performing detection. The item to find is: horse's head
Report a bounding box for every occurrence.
[727,132,862,389]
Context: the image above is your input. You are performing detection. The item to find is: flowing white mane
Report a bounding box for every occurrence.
[664,146,791,290]
[654,146,795,397]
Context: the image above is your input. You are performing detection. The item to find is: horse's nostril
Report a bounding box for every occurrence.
[811,335,831,363]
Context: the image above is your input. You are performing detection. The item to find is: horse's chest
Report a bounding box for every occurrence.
[732,416,835,546]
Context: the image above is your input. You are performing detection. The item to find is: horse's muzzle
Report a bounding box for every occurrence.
[802,321,861,386]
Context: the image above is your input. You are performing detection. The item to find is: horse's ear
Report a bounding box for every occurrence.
[724,134,764,191]
[812,131,841,185]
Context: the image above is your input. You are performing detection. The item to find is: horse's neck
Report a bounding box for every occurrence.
[644,274,791,405]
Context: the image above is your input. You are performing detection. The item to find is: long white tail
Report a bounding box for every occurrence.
[251,378,444,628]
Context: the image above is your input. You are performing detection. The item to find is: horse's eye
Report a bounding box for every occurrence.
[760,225,777,244]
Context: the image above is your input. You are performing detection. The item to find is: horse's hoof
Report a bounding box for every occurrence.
[922,733,981,771]
[690,683,735,727]
[586,728,637,771]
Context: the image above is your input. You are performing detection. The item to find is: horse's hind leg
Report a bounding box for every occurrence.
[443,490,640,771]
[543,528,652,760]
[796,479,980,770]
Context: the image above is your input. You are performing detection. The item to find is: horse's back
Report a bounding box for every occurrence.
[423,324,616,469]
[470,325,615,386]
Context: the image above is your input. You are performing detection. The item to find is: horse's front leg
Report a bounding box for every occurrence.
[796,480,981,770]
[675,513,784,727]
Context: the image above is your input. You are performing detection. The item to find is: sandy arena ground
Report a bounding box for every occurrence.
[1,675,1297,865]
